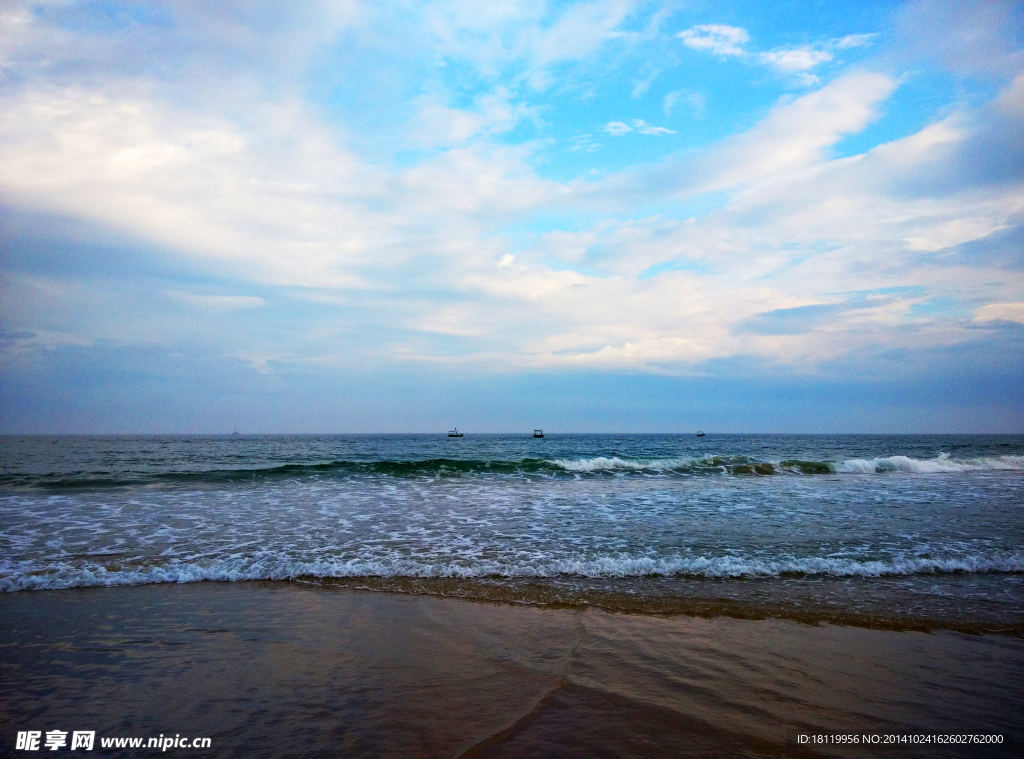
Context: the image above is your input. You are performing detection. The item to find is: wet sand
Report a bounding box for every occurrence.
[1,582,1022,758]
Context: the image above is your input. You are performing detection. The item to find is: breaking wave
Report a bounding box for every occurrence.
[548,452,1023,475]
[4,550,1023,592]
[1,453,1020,490]
[836,452,1024,473]
[548,455,835,475]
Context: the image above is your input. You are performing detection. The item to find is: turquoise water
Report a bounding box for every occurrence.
[2,434,1022,629]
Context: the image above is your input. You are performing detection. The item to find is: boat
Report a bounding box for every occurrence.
[696,430,705,437]
[448,428,463,438]
[533,429,544,438]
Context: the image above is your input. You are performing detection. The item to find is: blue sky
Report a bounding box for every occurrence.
[1,0,1022,433]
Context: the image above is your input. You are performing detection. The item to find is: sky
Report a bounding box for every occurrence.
[1,0,1022,434]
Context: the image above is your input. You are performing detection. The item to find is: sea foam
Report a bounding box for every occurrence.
[4,550,1023,592]
[836,453,1024,474]
[549,452,1024,475]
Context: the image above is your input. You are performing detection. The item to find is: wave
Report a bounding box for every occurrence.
[548,455,835,475]
[0,458,554,489]
[546,453,1023,475]
[836,452,1024,473]
[4,550,1022,592]
[1,453,1020,490]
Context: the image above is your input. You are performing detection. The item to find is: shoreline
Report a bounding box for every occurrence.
[2,581,1022,757]
[6,573,1022,637]
[304,575,1024,636]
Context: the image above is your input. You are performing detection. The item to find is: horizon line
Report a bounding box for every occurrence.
[3,431,1022,437]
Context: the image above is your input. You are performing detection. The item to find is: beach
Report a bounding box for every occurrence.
[2,581,1022,758]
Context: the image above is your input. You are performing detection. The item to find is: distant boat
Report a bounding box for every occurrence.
[231,429,240,437]
[533,429,544,438]
[448,428,464,437]
[696,431,705,437]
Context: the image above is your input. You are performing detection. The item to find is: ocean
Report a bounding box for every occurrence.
[2,433,1022,632]
[3,434,1024,757]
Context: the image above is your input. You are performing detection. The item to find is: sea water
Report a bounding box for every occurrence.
[1,434,1022,631]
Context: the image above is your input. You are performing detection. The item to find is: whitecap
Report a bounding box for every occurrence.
[837,453,1024,474]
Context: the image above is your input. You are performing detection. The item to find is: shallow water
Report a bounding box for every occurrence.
[1,583,1021,758]
[1,434,1022,630]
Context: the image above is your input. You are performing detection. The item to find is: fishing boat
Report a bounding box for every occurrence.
[696,430,705,437]
[448,428,463,438]
[533,429,544,438]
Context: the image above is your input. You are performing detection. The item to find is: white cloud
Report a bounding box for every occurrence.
[0,86,388,288]
[528,0,636,68]
[569,133,602,152]
[759,47,832,73]
[414,306,488,336]
[8,62,1018,377]
[397,142,556,218]
[0,77,562,300]
[604,119,675,136]
[638,127,674,137]
[484,77,1023,372]
[411,88,535,148]
[671,72,899,193]
[1,1,1021,384]
[973,303,1024,324]
[678,24,843,81]
[903,215,1011,252]
[604,121,633,135]
[634,120,675,135]
[424,0,642,89]
[630,69,660,98]
[412,100,488,147]
[537,229,598,263]
[677,24,749,57]
[835,33,877,49]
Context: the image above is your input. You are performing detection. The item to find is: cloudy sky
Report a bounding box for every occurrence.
[1,0,1022,433]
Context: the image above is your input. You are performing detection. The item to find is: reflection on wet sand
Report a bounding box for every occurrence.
[1,581,1021,758]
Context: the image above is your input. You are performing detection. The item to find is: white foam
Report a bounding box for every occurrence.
[551,453,1024,475]
[837,453,1024,474]
[549,455,716,472]
[3,550,1022,591]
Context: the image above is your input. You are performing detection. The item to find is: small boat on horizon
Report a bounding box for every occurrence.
[533,429,544,438]
[696,431,705,437]
[448,428,464,437]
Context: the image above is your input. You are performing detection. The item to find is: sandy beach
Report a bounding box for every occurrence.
[2,581,1021,758]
